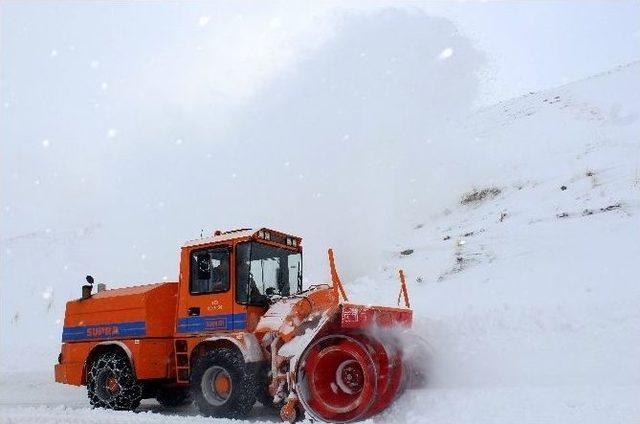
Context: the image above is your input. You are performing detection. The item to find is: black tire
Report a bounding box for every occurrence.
[156,386,192,407]
[87,351,142,410]
[257,385,277,409]
[190,348,258,418]
[256,367,278,410]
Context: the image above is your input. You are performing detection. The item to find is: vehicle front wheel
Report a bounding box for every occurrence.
[87,351,142,410]
[190,348,258,418]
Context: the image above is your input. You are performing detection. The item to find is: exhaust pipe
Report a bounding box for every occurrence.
[81,275,95,300]
[81,285,92,300]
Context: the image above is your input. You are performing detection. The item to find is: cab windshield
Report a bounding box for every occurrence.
[236,242,302,305]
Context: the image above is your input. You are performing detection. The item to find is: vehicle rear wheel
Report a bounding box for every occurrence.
[190,348,258,418]
[156,386,192,407]
[256,367,280,410]
[87,351,141,410]
[257,383,277,409]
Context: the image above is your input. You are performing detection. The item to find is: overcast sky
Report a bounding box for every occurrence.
[2,1,638,107]
[1,1,639,284]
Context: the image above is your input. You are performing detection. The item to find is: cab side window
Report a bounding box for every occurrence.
[190,247,230,294]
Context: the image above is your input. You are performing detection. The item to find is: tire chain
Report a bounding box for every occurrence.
[87,352,142,410]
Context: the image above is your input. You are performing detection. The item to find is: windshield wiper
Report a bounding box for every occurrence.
[296,261,302,293]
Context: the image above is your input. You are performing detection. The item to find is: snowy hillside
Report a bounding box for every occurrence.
[2,57,638,423]
[351,61,640,423]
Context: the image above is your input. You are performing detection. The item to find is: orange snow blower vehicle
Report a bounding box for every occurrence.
[55,228,413,422]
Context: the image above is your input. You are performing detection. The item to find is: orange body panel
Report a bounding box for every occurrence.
[340,303,413,329]
[175,245,247,335]
[55,337,175,385]
[62,282,178,339]
[57,283,178,386]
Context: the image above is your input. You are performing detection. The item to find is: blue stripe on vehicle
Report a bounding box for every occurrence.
[176,313,247,333]
[62,321,146,342]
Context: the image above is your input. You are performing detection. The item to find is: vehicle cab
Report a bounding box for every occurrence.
[175,228,303,338]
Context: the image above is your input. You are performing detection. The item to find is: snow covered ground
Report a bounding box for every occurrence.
[2,58,639,423]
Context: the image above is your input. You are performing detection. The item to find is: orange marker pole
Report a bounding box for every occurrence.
[398,269,410,309]
[328,248,348,302]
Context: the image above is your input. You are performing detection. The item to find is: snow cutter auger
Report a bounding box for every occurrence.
[54,228,413,422]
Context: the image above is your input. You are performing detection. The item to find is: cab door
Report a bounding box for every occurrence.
[175,244,240,335]
[232,241,269,332]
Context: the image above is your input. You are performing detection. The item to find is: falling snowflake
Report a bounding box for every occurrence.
[107,129,117,139]
[90,60,100,68]
[198,16,211,27]
[438,48,454,60]
[175,138,183,145]
[101,82,108,91]
[41,286,54,300]
[42,139,50,148]
[50,49,58,58]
